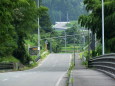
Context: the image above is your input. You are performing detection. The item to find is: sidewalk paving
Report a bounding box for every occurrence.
[69,54,115,86]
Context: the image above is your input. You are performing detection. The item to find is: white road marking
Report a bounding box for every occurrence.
[0,54,72,86]
[55,54,72,86]
[55,72,66,86]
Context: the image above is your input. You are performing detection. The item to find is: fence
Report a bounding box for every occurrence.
[88,53,115,78]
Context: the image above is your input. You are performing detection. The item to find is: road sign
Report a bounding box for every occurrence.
[29,47,39,55]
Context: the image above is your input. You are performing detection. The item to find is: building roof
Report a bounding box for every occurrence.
[53,22,70,30]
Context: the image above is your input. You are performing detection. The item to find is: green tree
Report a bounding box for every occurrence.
[12,0,39,64]
[39,6,53,33]
[65,24,81,44]
[0,0,17,57]
[78,0,115,52]
[42,0,86,23]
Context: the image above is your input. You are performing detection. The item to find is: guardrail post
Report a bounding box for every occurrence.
[13,63,19,70]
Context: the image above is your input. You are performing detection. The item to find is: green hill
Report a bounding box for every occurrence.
[42,0,86,23]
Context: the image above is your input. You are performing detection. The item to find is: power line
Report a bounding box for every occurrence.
[40,34,85,40]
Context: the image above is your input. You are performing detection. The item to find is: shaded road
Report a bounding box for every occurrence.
[0,53,72,86]
[69,53,115,86]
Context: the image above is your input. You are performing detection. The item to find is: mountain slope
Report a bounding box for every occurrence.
[42,0,86,23]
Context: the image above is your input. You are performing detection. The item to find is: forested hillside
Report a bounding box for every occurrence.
[42,0,86,23]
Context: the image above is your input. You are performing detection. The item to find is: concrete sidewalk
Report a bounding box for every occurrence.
[69,54,115,86]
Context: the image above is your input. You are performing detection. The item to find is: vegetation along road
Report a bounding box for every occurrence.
[0,54,71,86]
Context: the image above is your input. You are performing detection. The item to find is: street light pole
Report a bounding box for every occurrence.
[102,0,105,55]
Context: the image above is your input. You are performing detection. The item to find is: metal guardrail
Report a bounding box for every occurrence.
[0,63,14,70]
[0,62,24,70]
[35,56,40,62]
[88,53,115,78]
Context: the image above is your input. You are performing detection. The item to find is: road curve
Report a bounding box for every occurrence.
[0,53,71,86]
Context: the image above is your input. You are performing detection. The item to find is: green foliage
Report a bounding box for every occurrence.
[63,21,83,44]
[95,44,102,56]
[39,6,53,33]
[25,34,38,46]
[42,0,87,23]
[106,38,115,53]
[0,56,19,63]
[78,0,115,53]
[13,32,30,64]
[0,0,17,57]
[23,1,62,54]
[47,38,61,53]
[40,51,49,59]
[0,0,49,64]
[12,0,39,64]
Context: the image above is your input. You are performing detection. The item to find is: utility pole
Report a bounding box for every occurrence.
[67,12,69,22]
[102,0,105,55]
[36,0,41,56]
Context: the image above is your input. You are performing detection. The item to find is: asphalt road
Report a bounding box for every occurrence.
[69,54,115,86]
[0,53,72,86]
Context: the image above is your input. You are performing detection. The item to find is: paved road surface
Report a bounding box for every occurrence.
[69,54,115,86]
[0,54,72,86]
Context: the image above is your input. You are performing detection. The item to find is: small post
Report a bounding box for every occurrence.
[74,33,75,66]
[65,31,67,53]
[50,39,52,53]
[88,29,90,62]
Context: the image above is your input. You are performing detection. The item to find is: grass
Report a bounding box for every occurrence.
[0,32,49,72]
[61,47,78,51]
[0,50,50,73]
[17,62,38,71]
[16,51,49,71]
[25,40,35,46]
[27,50,49,68]
[60,45,81,53]
[79,51,89,67]
[0,56,20,63]
[40,50,49,59]
[30,55,38,62]
[56,30,63,35]
[66,54,75,86]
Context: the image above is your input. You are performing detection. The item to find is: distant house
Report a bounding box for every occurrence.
[53,22,70,31]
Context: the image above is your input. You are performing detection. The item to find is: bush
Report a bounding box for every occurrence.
[0,56,19,63]
[106,38,115,53]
